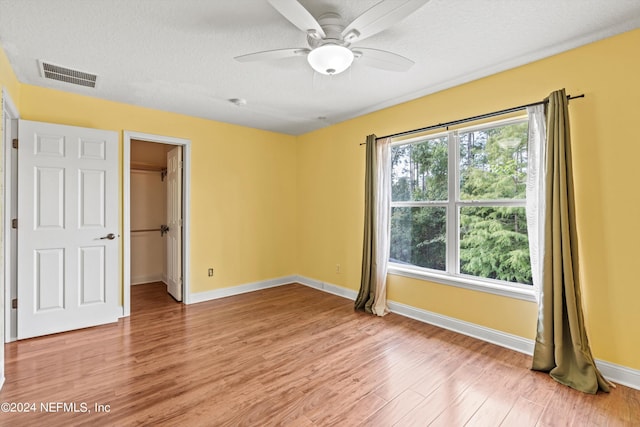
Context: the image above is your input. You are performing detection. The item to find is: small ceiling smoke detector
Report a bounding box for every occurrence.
[39,60,98,88]
[228,98,247,107]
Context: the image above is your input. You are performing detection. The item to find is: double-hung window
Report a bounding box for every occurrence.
[388,116,534,298]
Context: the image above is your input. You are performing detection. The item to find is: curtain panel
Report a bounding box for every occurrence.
[531,89,611,394]
[526,104,546,300]
[355,135,390,316]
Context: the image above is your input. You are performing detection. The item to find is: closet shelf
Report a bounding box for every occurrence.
[131,162,165,171]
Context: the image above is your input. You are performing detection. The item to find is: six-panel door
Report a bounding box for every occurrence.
[17,120,119,339]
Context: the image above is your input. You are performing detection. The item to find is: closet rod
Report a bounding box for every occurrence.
[362,93,584,143]
[131,228,162,233]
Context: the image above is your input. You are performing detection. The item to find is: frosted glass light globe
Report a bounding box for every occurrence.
[307,44,354,75]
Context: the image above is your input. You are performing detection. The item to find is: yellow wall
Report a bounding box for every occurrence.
[297,29,640,370]
[0,44,20,105]
[17,85,298,294]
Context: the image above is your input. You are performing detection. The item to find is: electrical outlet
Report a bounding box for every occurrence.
[335,264,341,274]
[208,268,214,277]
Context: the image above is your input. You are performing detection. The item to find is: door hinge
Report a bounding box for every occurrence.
[11,218,17,229]
[12,299,17,309]
[12,138,18,149]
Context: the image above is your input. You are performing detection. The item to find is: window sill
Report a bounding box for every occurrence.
[387,265,537,303]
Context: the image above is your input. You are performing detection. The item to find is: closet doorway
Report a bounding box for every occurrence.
[130,140,177,298]
[123,131,191,316]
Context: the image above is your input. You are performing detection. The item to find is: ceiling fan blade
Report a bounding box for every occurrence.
[234,48,310,62]
[342,0,430,43]
[353,48,415,72]
[267,0,326,39]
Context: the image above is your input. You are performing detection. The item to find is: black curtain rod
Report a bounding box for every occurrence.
[362,93,585,143]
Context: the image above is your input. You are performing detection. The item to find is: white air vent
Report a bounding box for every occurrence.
[39,61,98,88]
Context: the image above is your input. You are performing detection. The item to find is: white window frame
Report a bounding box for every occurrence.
[387,116,537,302]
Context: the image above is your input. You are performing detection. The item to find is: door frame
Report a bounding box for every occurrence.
[123,131,191,316]
[3,88,19,343]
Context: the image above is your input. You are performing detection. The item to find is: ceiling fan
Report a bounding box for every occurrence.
[235,0,430,75]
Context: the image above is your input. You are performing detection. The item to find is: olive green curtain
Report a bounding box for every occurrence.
[355,134,389,316]
[531,89,612,393]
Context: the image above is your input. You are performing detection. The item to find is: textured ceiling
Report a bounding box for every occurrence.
[1,0,639,135]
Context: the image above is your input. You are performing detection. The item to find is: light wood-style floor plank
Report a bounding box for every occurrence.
[0,282,638,426]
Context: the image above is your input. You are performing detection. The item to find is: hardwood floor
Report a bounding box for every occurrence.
[1,283,638,426]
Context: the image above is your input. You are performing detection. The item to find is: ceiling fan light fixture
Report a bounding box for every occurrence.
[307,44,354,75]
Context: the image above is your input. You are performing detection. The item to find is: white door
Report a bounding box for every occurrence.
[17,120,119,339]
[166,146,182,301]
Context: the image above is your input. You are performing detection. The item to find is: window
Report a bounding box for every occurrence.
[389,117,533,294]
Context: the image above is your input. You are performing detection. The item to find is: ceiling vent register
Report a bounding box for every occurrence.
[39,61,97,88]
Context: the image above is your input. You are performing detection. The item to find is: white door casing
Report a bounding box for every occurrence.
[17,120,119,339]
[123,130,191,315]
[166,146,182,301]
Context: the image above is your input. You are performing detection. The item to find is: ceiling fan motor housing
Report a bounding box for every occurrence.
[307,12,349,48]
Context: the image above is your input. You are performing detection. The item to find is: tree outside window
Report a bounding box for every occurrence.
[389,118,532,286]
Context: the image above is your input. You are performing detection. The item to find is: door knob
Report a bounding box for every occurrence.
[100,233,117,240]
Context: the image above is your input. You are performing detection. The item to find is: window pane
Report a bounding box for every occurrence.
[390,206,446,271]
[459,122,528,200]
[459,206,532,285]
[391,136,448,201]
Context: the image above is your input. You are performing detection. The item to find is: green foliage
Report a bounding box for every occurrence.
[459,207,532,284]
[459,123,528,200]
[390,207,446,270]
[391,137,448,202]
[390,121,533,285]
[390,137,448,270]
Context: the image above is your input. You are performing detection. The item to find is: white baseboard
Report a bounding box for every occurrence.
[188,275,299,304]
[595,359,640,391]
[294,275,359,300]
[131,274,164,285]
[0,375,5,391]
[386,299,536,355]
